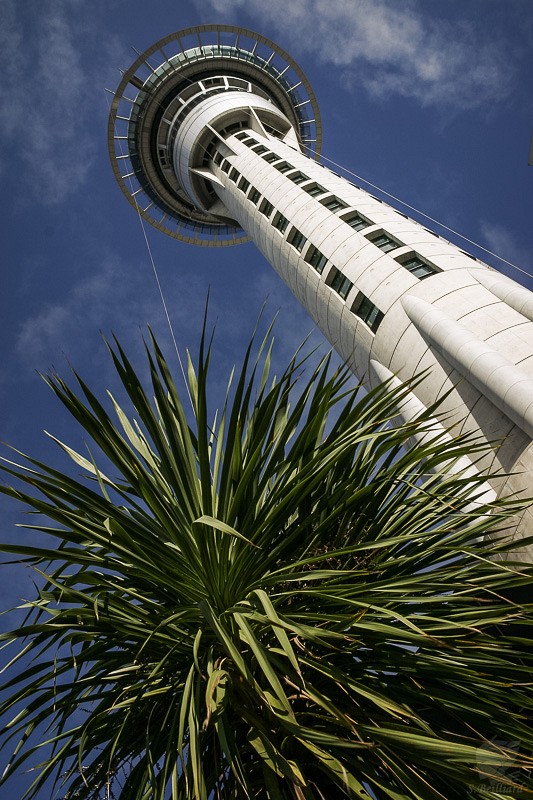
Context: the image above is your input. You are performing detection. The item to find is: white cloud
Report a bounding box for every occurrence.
[200,0,515,110]
[0,0,122,205]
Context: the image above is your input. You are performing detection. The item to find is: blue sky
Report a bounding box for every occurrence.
[1,0,532,795]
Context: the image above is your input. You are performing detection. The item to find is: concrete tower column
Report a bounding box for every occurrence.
[109,25,533,558]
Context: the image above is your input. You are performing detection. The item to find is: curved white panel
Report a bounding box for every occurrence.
[402,295,533,439]
[471,268,533,323]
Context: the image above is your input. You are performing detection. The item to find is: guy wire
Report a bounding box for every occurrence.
[107,89,195,413]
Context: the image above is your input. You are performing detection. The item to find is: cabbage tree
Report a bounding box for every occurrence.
[1,322,532,799]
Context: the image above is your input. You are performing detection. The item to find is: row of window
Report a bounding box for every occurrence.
[219,159,385,333]
[231,131,481,267]
[216,148,449,332]
[226,134,440,281]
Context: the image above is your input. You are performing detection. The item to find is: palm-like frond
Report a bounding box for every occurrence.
[1,322,533,800]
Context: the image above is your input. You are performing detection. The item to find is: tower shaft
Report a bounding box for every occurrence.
[206,127,533,555]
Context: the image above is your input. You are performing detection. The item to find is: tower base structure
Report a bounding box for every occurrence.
[109,25,533,560]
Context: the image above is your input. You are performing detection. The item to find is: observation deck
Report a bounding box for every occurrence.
[108,25,322,246]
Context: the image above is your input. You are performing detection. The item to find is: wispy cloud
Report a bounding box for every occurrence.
[15,252,191,370]
[12,249,333,439]
[0,0,122,205]
[13,246,315,375]
[200,0,515,111]
[478,221,533,289]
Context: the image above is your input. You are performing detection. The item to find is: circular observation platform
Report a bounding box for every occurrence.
[108,25,322,246]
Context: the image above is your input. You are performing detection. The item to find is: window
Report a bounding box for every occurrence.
[321,195,348,212]
[251,144,268,154]
[220,160,231,174]
[264,123,283,138]
[273,212,289,234]
[222,121,245,138]
[275,161,293,174]
[262,153,278,164]
[235,131,249,141]
[203,142,217,166]
[303,182,326,197]
[329,267,353,300]
[289,171,309,185]
[229,167,239,182]
[237,176,250,193]
[352,293,384,333]
[368,232,399,253]
[305,245,328,274]
[342,213,369,232]
[287,227,307,252]
[213,152,223,166]
[264,123,283,139]
[248,187,261,205]
[259,198,274,218]
[400,255,438,280]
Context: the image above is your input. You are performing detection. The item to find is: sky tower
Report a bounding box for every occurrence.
[108,24,533,558]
